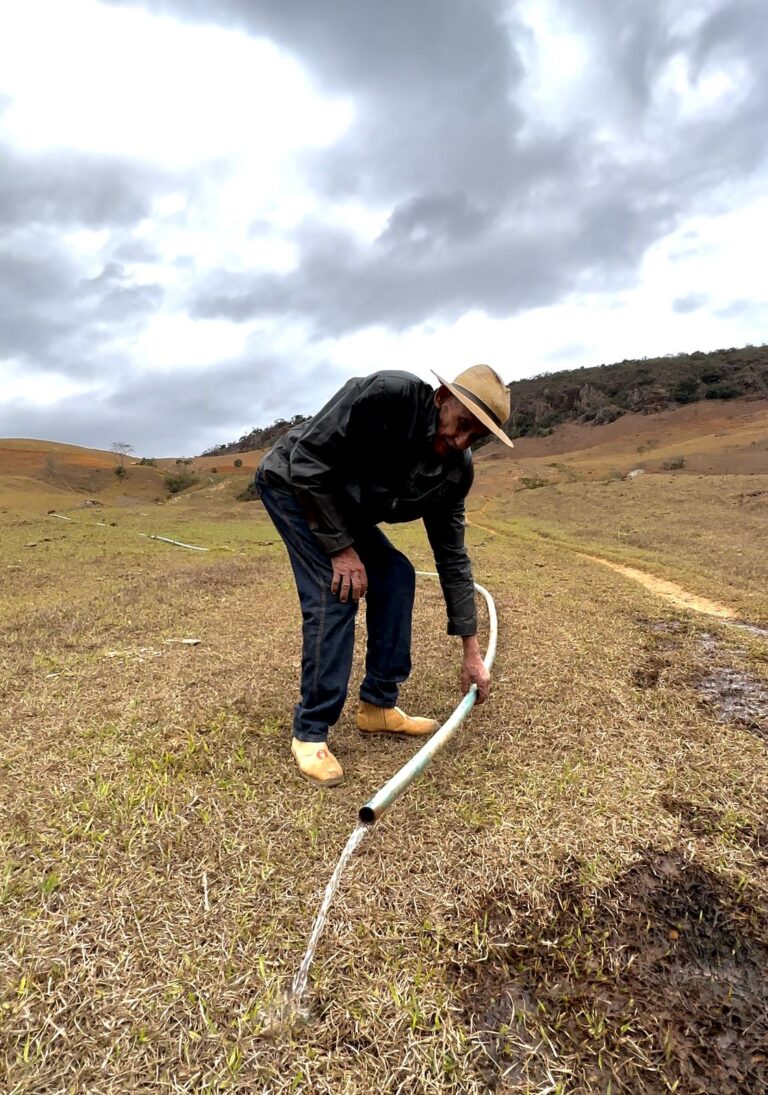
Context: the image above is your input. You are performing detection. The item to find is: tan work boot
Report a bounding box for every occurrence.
[356,701,439,736]
[291,738,344,787]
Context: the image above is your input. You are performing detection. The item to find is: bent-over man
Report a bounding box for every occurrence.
[255,364,513,787]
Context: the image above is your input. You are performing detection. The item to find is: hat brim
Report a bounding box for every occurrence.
[432,371,514,448]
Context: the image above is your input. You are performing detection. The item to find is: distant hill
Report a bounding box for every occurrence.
[0,439,265,511]
[505,343,768,438]
[201,415,309,458]
[200,345,768,455]
[2,387,766,513]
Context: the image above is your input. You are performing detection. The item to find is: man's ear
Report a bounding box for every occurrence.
[434,385,450,408]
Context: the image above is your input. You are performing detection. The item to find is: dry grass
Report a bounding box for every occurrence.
[0,441,265,512]
[476,396,768,479]
[475,472,768,626]
[1,478,767,1093]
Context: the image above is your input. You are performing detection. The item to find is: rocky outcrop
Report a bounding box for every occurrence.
[504,344,768,438]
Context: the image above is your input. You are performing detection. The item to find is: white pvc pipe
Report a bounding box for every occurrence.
[141,534,209,552]
[358,572,498,824]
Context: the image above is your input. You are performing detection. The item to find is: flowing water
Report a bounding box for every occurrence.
[289,821,370,1006]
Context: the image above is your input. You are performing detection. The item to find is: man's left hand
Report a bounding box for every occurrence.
[461,636,490,703]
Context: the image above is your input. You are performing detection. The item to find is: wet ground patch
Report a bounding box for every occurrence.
[631,617,687,689]
[696,665,768,739]
[631,653,671,689]
[453,849,768,1093]
[636,617,768,740]
[729,620,768,640]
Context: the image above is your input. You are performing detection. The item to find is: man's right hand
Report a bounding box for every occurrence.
[331,546,368,602]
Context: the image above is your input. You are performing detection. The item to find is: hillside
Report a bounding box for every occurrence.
[0,439,267,512]
[2,391,766,517]
[472,395,768,485]
[505,343,768,437]
[201,415,309,458]
[201,344,768,457]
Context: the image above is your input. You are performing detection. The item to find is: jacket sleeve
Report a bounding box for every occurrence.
[423,497,477,636]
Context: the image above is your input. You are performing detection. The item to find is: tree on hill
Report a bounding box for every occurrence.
[110,441,134,467]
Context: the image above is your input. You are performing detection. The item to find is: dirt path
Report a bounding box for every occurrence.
[466,501,498,539]
[467,507,741,622]
[466,516,498,538]
[578,554,738,619]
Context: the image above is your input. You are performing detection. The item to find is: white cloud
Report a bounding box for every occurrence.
[0,0,352,168]
[132,314,251,370]
[655,53,750,122]
[2,363,91,406]
[325,192,768,390]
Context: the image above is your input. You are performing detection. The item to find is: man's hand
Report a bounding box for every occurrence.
[331,546,368,602]
[461,635,490,703]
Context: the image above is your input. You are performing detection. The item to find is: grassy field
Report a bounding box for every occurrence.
[472,472,768,625]
[1,469,767,1092]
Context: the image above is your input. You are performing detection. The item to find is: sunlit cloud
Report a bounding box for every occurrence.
[0,0,352,167]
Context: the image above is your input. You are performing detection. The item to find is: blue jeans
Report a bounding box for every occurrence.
[257,471,415,743]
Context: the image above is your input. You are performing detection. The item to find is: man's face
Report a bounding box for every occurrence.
[433,391,489,457]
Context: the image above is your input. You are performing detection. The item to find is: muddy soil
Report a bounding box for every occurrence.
[636,618,768,740]
[454,850,768,1094]
[697,665,768,740]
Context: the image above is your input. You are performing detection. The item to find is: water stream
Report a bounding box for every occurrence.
[289,820,370,1006]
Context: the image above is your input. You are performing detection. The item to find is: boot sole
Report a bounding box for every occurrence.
[357,726,438,737]
[294,766,345,788]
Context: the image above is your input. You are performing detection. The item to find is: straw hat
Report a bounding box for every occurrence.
[432,364,514,448]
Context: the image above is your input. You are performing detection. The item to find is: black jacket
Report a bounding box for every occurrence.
[259,371,477,636]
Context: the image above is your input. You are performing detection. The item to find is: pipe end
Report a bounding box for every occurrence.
[358,805,376,825]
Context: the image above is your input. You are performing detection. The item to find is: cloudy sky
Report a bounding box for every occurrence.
[1,0,766,456]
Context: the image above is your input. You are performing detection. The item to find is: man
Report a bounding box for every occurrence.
[255,365,513,787]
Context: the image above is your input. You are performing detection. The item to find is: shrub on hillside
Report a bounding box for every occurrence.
[234,458,243,468]
[137,457,157,466]
[661,456,686,470]
[114,465,126,479]
[238,479,259,502]
[672,375,700,403]
[165,471,198,494]
[705,382,739,400]
[593,405,622,425]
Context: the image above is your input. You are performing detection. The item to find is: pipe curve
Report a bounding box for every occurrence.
[358,571,498,824]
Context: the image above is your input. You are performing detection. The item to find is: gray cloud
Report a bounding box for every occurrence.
[4,0,768,453]
[0,355,346,456]
[379,193,495,250]
[100,0,768,340]
[104,0,525,203]
[0,238,163,373]
[112,238,162,263]
[0,145,175,228]
[715,298,760,319]
[0,241,77,362]
[191,179,675,334]
[672,293,709,314]
[78,262,164,321]
[0,143,182,377]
